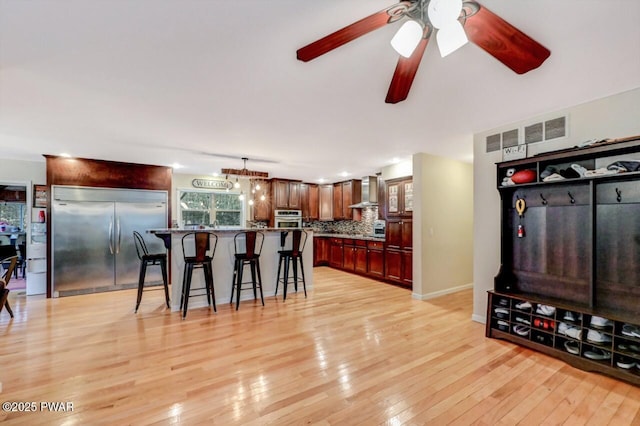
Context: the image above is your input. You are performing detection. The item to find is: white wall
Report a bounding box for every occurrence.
[412,153,474,299]
[472,87,640,323]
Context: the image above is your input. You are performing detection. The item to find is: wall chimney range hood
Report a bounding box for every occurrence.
[349,176,378,208]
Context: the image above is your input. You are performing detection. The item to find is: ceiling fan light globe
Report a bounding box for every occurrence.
[436,21,468,57]
[428,0,463,29]
[390,20,423,58]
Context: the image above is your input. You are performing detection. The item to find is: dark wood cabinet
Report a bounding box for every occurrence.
[252,179,271,221]
[386,177,413,218]
[273,179,301,210]
[319,184,333,221]
[385,219,412,286]
[300,183,319,221]
[367,240,385,278]
[488,136,640,386]
[313,237,329,266]
[329,238,343,269]
[333,183,343,220]
[343,239,367,274]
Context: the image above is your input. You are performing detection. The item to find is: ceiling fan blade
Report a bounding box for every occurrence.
[463,2,550,74]
[297,1,414,62]
[385,31,430,104]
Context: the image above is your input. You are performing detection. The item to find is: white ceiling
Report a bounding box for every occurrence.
[1,0,639,183]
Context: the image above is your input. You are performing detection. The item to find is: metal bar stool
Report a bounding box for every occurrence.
[230,231,264,310]
[133,231,169,313]
[275,230,308,301]
[181,232,218,318]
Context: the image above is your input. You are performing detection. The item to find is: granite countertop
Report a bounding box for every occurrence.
[314,233,385,242]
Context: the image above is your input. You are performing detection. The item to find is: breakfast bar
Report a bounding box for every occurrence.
[148,228,314,313]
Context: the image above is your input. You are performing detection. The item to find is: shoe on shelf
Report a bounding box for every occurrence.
[586,329,612,344]
[563,311,576,322]
[515,301,532,310]
[536,304,556,317]
[558,322,583,340]
[584,348,611,361]
[497,320,509,331]
[513,325,530,337]
[619,343,640,354]
[515,316,531,325]
[564,340,580,355]
[590,316,613,329]
[616,357,636,369]
[494,308,509,318]
[622,323,640,338]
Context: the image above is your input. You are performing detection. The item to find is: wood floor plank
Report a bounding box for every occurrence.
[0,266,638,425]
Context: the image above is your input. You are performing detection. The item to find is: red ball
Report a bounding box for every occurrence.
[511,169,537,184]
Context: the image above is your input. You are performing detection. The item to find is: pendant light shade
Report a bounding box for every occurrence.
[390,20,423,58]
[435,20,467,57]
[428,0,467,58]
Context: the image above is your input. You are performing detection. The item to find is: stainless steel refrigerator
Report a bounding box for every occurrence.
[52,186,168,296]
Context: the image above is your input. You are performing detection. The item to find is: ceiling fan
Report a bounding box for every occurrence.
[296,0,551,104]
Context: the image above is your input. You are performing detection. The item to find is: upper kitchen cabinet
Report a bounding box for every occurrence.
[272,179,301,210]
[300,183,319,221]
[386,177,413,218]
[333,180,362,220]
[251,179,271,221]
[319,184,333,221]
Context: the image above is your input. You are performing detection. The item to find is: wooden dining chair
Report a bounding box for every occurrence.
[0,255,18,318]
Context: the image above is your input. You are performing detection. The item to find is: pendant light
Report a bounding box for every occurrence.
[428,0,467,57]
[390,20,423,58]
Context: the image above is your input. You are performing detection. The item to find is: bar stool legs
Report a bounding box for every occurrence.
[135,256,170,313]
[276,253,306,301]
[231,258,264,311]
[181,262,216,319]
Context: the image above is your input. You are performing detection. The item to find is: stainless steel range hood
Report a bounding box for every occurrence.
[349,176,378,208]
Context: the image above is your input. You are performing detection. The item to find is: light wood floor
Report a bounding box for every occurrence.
[1,267,639,425]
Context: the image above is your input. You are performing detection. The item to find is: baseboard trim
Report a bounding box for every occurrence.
[471,314,486,324]
[411,282,473,301]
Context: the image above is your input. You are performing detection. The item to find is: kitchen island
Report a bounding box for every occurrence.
[147,228,313,313]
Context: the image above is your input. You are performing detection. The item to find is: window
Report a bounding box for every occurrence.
[178,190,244,228]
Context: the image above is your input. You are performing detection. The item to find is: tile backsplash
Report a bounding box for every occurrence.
[304,206,378,235]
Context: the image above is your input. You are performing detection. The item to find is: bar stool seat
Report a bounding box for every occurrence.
[230,231,264,310]
[133,231,169,313]
[181,232,218,318]
[275,230,308,301]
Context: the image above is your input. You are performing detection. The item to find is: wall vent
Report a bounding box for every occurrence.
[502,129,519,148]
[525,115,568,144]
[486,133,501,153]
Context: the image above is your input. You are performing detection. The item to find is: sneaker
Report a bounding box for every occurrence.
[563,311,576,322]
[513,325,530,336]
[536,304,556,317]
[564,340,580,355]
[515,301,532,310]
[584,348,611,361]
[515,316,531,325]
[586,329,612,344]
[558,322,582,340]
[622,324,640,338]
[590,316,613,329]
[494,308,509,318]
[616,357,636,369]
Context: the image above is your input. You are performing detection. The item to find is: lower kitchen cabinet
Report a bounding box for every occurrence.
[313,237,329,266]
[367,241,384,278]
[329,238,343,269]
[385,248,412,287]
[343,239,367,274]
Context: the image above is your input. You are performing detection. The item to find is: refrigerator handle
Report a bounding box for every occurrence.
[116,216,121,254]
[108,217,114,254]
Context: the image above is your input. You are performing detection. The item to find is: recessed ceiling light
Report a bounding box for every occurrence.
[391,157,401,164]
[60,153,72,158]
[318,178,326,183]
[339,171,350,177]
[171,163,184,169]
[212,172,219,177]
